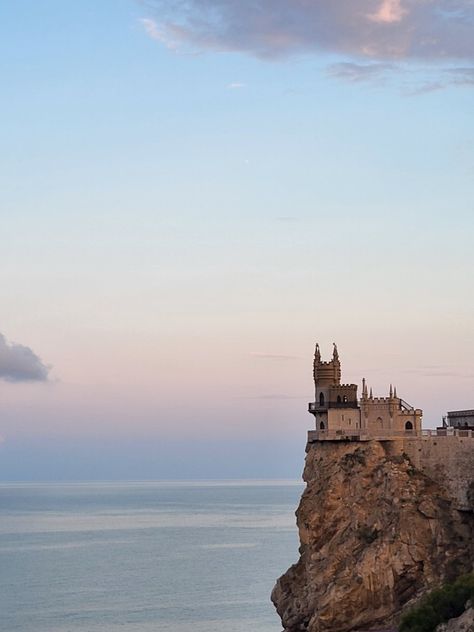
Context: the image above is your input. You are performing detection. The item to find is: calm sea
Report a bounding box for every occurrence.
[0,480,302,632]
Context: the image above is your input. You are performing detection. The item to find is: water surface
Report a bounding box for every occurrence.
[0,480,302,632]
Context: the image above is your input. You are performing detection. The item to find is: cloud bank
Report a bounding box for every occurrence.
[141,0,474,62]
[0,333,50,382]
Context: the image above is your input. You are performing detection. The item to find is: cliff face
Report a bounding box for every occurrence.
[272,441,474,632]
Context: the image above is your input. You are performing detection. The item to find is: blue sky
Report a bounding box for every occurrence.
[0,0,473,480]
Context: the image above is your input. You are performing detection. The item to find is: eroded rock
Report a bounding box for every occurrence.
[272,442,474,632]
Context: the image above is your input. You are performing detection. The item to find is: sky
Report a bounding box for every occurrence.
[0,0,473,480]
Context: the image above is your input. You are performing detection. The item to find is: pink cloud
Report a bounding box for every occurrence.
[368,0,408,24]
[140,0,474,62]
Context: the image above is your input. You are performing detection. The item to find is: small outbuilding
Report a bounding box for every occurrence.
[446,409,474,430]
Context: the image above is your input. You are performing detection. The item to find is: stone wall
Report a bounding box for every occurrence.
[307,431,474,510]
[327,407,361,431]
[360,399,422,435]
[401,436,474,511]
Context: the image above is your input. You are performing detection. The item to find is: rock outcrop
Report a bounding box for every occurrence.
[437,607,474,632]
[272,441,474,632]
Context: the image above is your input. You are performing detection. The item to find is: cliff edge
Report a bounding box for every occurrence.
[272,441,474,632]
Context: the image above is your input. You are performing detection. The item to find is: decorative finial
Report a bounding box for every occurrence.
[394,386,397,398]
[314,342,321,361]
[362,377,366,398]
[333,342,339,361]
[369,387,373,399]
[389,384,393,398]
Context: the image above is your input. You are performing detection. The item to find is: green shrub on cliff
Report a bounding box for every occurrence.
[399,574,474,632]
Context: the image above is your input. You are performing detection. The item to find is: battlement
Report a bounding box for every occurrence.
[308,427,474,443]
[360,395,416,406]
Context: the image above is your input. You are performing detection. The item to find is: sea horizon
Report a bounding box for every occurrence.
[0,479,302,631]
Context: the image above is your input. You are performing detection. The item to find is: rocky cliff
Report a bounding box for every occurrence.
[272,441,474,632]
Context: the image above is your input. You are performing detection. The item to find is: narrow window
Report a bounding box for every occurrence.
[337,395,342,404]
[319,392,325,406]
[405,421,413,430]
[320,421,325,430]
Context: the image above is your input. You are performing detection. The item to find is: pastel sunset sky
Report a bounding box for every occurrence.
[1,0,473,479]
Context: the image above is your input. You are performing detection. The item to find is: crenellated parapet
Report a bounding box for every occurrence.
[313,342,341,387]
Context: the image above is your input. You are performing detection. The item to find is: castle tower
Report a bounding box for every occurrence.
[308,343,360,433]
[313,342,341,390]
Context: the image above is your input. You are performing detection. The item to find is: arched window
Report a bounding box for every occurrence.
[337,395,342,404]
[405,421,413,430]
[319,392,325,406]
[320,421,325,430]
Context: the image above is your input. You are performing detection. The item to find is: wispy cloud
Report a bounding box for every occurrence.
[401,66,474,94]
[253,394,302,400]
[445,66,474,86]
[227,82,245,89]
[329,61,474,92]
[400,365,474,378]
[328,61,396,84]
[249,352,298,361]
[0,333,51,382]
[139,17,181,50]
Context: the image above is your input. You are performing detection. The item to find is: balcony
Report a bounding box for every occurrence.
[329,401,359,409]
[308,402,327,413]
[308,401,358,412]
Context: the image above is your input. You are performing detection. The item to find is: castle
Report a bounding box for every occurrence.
[308,343,422,440]
[307,343,474,510]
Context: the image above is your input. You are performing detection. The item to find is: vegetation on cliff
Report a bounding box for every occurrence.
[399,574,474,632]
